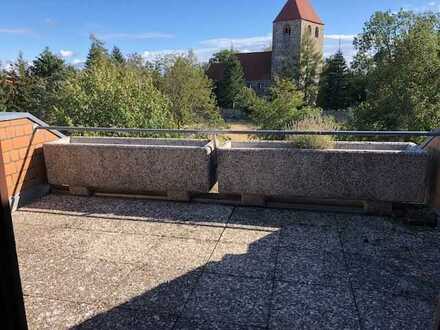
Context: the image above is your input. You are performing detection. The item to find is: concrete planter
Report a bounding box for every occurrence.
[217,141,433,210]
[44,137,216,200]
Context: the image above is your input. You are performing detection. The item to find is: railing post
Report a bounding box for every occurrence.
[0,140,28,330]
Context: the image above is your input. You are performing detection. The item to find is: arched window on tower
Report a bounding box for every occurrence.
[307,25,312,35]
[315,27,319,38]
[284,25,291,36]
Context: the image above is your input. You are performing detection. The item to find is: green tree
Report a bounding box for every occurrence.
[210,50,245,108]
[317,50,350,110]
[55,56,174,129]
[85,35,109,69]
[294,31,323,105]
[250,78,320,131]
[111,46,125,64]
[3,52,35,114]
[160,53,223,128]
[351,12,440,132]
[0,69,8,112]
[30,47,66,78]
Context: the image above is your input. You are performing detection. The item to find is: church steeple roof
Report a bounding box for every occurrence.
[274,0,323,25]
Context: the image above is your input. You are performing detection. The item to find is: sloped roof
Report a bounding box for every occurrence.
[207,51,272,82]
[274,0,323,25]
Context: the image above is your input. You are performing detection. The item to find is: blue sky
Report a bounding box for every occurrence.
[1,0,439,68]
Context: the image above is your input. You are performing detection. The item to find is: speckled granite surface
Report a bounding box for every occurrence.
[217,141,432,204]
[13,194,440,329]
[44,137,216,194]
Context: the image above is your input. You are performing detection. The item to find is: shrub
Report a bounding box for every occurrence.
[287,114,339,149]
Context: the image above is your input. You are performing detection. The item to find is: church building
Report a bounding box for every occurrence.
[207,0,324,95]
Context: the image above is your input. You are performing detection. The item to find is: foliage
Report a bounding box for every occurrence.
[287,114,339,149]
[157,53,223,128]
[317,50,351,110]
[246,79,320,131]
[31,47,67,78]
[210,50,246,108]
[85,35,109,69]
[351,11,440,132]
[294,31,323,105]
[54,56,173,129]
[0,70,7,112]
[111,47,125,64]
[0,39,224,130]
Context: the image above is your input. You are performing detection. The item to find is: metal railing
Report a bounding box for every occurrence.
[35,126,440,138]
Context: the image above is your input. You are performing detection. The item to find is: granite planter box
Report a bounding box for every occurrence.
[217,141,433,211]
[44,137,216,200]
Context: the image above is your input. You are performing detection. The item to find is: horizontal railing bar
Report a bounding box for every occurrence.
[35,126,440,137]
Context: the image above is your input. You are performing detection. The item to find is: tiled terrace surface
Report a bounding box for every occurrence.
[13,194,440,329]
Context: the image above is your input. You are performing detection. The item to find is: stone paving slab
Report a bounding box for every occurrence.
[12,195,440,329]
[18,253,135,304]
[106,267,202,315]
[229,207,349,230]
[24,296,105,330]
[173,317,267,330]
[82,232,160,264]
[279,224,341,251]
[146,237,217,273]
[74,307,177,330]
[183,273,272,327]
[206,241,277,279]
[276,248,349,287]
[20,194,234,224]
[16,211,226,241]
[269,281,360,330]
[15,226,110,258]
[219,227,279,245]
[346,252,440,301]
[355,289,435,329]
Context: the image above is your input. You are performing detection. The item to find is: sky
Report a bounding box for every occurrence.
[0,0,439,68]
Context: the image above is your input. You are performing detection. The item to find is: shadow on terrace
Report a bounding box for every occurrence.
[13,194,440,329]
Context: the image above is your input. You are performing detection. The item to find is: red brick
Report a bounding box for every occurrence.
[4,162,16,175]
[2,152,11,164]
[15,125,26,137]
[6,126,16,138]
[23,125,34,135]
[10,150,19,162]
[18,148,28,159]
[13,136,32,149]
[1,139,13,151]
[0,128,7,140]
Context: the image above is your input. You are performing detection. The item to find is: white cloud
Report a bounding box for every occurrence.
[142,32,358,64]
[0,60,13,70]
[200,35,272,50]
[60,50,74,58]
[96,32,175,40]
[0,28,33,35]
[325,34,355,41]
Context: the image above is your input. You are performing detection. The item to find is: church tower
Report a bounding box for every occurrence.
[272,0,324,78]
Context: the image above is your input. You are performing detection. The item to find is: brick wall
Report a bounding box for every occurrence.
[0,116,59,207]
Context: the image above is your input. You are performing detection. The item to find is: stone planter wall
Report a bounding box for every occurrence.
[217,141,433,209]
[44,137,216,200]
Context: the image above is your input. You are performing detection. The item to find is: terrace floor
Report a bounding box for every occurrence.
[12,194,440,329]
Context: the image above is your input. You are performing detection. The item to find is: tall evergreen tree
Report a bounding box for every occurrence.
[317,50,350,110]
[31,47,66,78]
[111,46,125,64]
[211,50,245,109]
[85,35,109,69]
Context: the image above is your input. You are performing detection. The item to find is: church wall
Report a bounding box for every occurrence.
[271,20,302,78]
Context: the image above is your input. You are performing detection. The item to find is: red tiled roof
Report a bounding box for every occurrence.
[274,0,323,25]
[207,51,272,82]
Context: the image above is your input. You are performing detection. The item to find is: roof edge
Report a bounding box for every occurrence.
[0,112,65,138]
